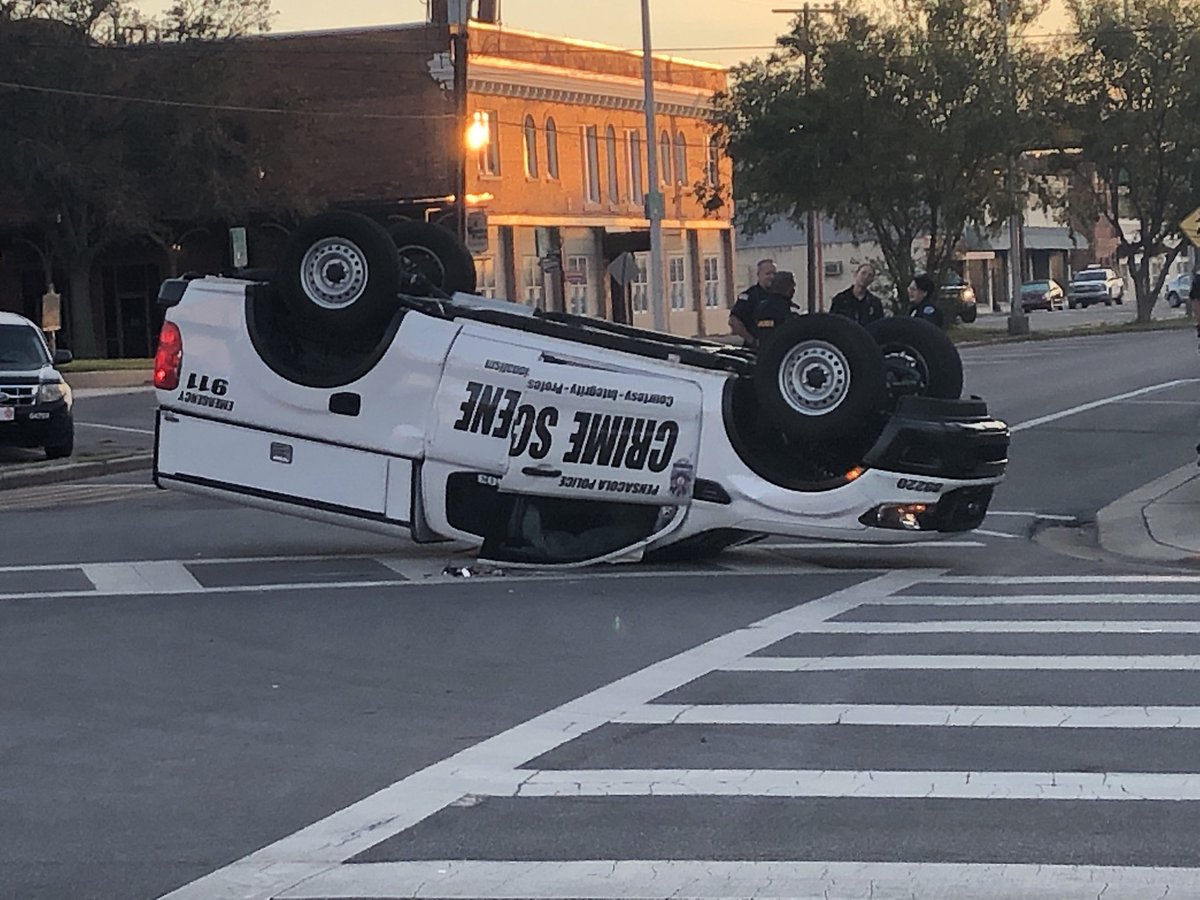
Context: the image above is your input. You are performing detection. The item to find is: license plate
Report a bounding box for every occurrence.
[0,407,13,422]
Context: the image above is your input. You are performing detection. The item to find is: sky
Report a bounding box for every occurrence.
[263,0,1073,67]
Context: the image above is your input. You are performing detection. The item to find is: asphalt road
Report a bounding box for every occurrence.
[3,327,1200,899]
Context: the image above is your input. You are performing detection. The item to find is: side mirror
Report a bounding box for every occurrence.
[52,349,73,366]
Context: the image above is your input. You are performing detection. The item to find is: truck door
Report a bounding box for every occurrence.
[427,330,704,564]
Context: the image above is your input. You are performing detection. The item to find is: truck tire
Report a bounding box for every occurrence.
[279,212,402,338]
[866,317,963,405]
[387,221,477,295]
[754,314,886,442]
[44,433,74,460]
[958,305,977,324]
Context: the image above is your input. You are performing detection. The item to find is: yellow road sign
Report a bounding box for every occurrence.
[1181,206,1200,246]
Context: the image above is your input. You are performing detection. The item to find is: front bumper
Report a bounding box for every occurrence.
[863,396,1009,481]
[855,396,1008,534]
[0,400,73,448]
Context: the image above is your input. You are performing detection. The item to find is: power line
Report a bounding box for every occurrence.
[0,78,455,119]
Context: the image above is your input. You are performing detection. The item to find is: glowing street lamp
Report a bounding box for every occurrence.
[466,111,490,152]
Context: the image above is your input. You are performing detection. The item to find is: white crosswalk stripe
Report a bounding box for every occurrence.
[155,570,1200,900]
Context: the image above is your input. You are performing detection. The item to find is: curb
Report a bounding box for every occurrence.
[63,370,154,391]
[1096,463,1200,565]
[0,454,153,491]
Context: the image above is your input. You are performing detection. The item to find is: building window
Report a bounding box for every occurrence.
[659,130,672,186]
[631,253,649,314]
[705,135,720,187]
[605,125,620,204]
[628,130,644,204]
[566,254,589,315]
[475,257,496,298]
[476,111,500,176]
[545,117,560,179]
[583,126,600,203]
[703,255,721,308]
[523,115,538,178]
[674,131,687,185]
[522,256,544,307]
[669,255,687,310]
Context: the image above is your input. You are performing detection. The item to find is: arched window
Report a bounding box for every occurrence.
[545,117,560,179]
[706,135,721,186]
[605,126,620,203]
[674,131,687,185]
[523,115,539,178]
[583,125,600,203]
[659,130,672,186]
[628,130,644,203]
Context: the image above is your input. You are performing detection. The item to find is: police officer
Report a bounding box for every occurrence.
[829,263,885,327]
[906,273,945,328]
[729,258,776,347]
[752,270,798,343]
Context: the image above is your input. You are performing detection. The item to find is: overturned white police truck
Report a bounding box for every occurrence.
[151,211,1009,566]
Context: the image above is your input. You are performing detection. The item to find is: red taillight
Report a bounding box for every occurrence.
[154,321,183,390]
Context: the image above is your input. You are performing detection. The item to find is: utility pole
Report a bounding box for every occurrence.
[641,0,667,333]
[774,5,838,313]
[999,0,1029,336]
[449,1,471,245]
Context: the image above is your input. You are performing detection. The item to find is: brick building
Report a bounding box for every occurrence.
[460,22,734,337]
[0,11,734,356]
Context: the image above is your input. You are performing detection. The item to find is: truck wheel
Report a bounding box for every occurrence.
[754,314,886,442]
[388,221,477,295]
[958,305,977,324]
[866,317,963,405]
[279,211,402,337]
[45,434,74,460]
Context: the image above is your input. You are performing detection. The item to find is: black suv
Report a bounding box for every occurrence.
[940,273,979,323]
[0,312,74,459]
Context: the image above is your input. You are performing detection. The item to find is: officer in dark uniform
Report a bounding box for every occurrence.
[906,273,945,328]
[752,270,798,343]
[729,258,776,346]
[829,263,885,327]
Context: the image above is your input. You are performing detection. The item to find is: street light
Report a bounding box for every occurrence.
[449,0,471,244]
[466,111,490,152]
[641,0,667,333]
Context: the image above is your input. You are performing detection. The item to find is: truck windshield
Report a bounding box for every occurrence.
[0,325,50,370]
[1076,271,1108,281]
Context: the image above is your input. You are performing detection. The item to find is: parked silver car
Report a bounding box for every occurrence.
[1164,272,1193,308]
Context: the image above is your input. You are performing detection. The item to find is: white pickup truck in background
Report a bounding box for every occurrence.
[1067,266,1125,308]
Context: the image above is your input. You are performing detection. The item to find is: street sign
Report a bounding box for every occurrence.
[41,290,61,332]
[607,251,640,287]
[1181,206,1200,246]
[229,227,248,269]
[643,191,665,221]
[465,209,489,254]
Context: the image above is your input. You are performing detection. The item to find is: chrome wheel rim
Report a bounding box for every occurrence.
[777,340,851,416]
[300,237,369,309]
[397,244,447,288]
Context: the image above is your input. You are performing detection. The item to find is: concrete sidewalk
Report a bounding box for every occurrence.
[1098,463,1200,566]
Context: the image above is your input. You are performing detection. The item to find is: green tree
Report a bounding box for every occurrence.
[0,0,303,357]
[711,0,1046,313]
[1054,0,1200,322]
